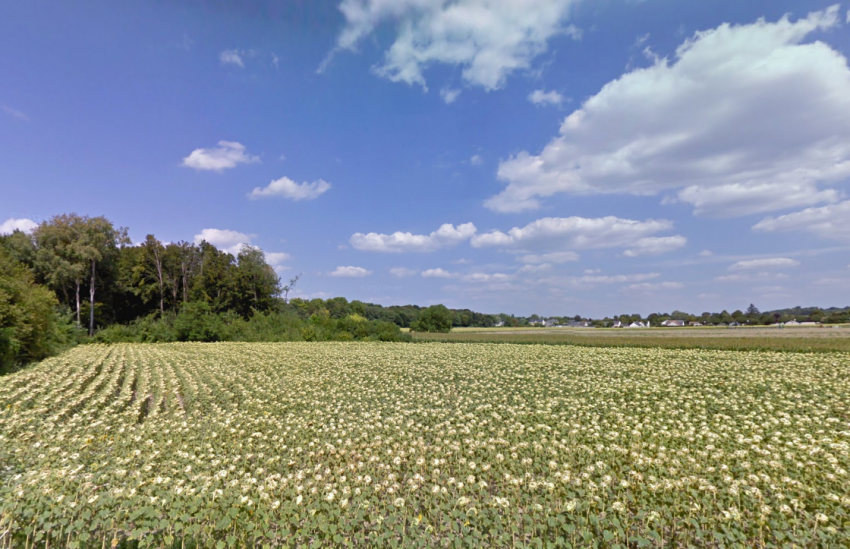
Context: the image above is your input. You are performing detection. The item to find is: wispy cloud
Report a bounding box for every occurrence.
[2,105,29,121]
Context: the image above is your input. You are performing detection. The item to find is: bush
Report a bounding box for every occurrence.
[88,306,412,344]
[0,250,78,372]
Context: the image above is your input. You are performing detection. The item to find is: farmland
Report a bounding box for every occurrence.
[412,326,850,353]
[2,342,849,547]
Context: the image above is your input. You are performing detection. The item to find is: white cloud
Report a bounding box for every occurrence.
[265,252,291,266]
[518,251,579,264]
[463,272,512,283]
[517,263,552,274]
[470,154,483,166]
[583,268,601,275]
[220,50,245,67]
[753,200,850,240]
[728,258,800,271]
[623,235,687,257]
[2,105,29,121]
[351,222,476,253]
[540,272,660,287]
[389,267,418,277]
[421,268,457,279]
[440,88,461,104]
[627,281,684,291]
[487,6,850,216]
[528,89,564,106]
[326,0,580,90]
[330,266,372,277]
[471,216,672,250]
[249,176,331,201]
[698,249,713,257]
[182,141,260,171]
[193,228,254,255]
[0,218,37,235]
[716,272,789,282]
[451,258,472,264]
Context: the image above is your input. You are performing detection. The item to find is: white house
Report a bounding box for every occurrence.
[661,319,685,327]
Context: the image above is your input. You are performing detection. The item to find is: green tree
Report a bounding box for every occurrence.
[410,304,453,333]
[0,249,67,370]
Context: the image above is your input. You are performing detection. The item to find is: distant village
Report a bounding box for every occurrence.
[494,305,849,328]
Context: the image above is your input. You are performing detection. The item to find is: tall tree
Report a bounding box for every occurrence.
[139,235,167,315]
[33,214,88,324]
[73,216,128,335]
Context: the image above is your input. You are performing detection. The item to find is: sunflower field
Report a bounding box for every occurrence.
[1,342,848,547]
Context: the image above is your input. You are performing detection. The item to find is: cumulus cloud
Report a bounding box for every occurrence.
[351,222,476,253]
[182,141,260,171]
[421,268,457,279]
[324,0,580,90]
[470,154,483,166]
[728,258,800,271]
[0,218,38,235]
[518,251,579,264]
[220,50,245,67]
[2,105,29,121]
[330,266,372,277]
[623,235,687,257]
[389,267,418,277]
[753,200,850,240]
[265,252,291,266]
[193,228,254,255]
[440,88,461,104]
[470,216,672,250]
[528,89,564,106]
[487,6,850,216]
[249,176,331,201]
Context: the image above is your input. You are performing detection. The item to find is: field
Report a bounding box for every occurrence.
[1,342,849,548]
[411,326,850,353]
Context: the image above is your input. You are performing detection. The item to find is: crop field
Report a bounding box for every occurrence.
[412,327,850,353]
[1,342,849,548]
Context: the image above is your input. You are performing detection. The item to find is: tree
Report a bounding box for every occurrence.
[746,303,760,316]
[281,273,301,304]
[33,214,88,325]
[75,217,129,335]
[410,304,453,333]
[232,246,280,317]
[139,235,167,316]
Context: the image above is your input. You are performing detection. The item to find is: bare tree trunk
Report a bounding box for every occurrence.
[89,259,96,336]
[75,281,81,325]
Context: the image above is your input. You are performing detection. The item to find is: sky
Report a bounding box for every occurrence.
[2,0,850,318]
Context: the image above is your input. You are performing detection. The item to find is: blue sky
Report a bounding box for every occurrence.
[2,0,850,317]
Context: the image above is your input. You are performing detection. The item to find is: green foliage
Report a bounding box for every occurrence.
[0,249,79,371]
[91,307,411,344]
[410,304,453,333]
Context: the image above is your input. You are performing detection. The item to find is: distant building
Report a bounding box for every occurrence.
[568,320,590,328]
[495,321,505,327]
[689,321,702,327]
[628,321,647,328]
[661,319,685,327]
[612,321,624,328]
